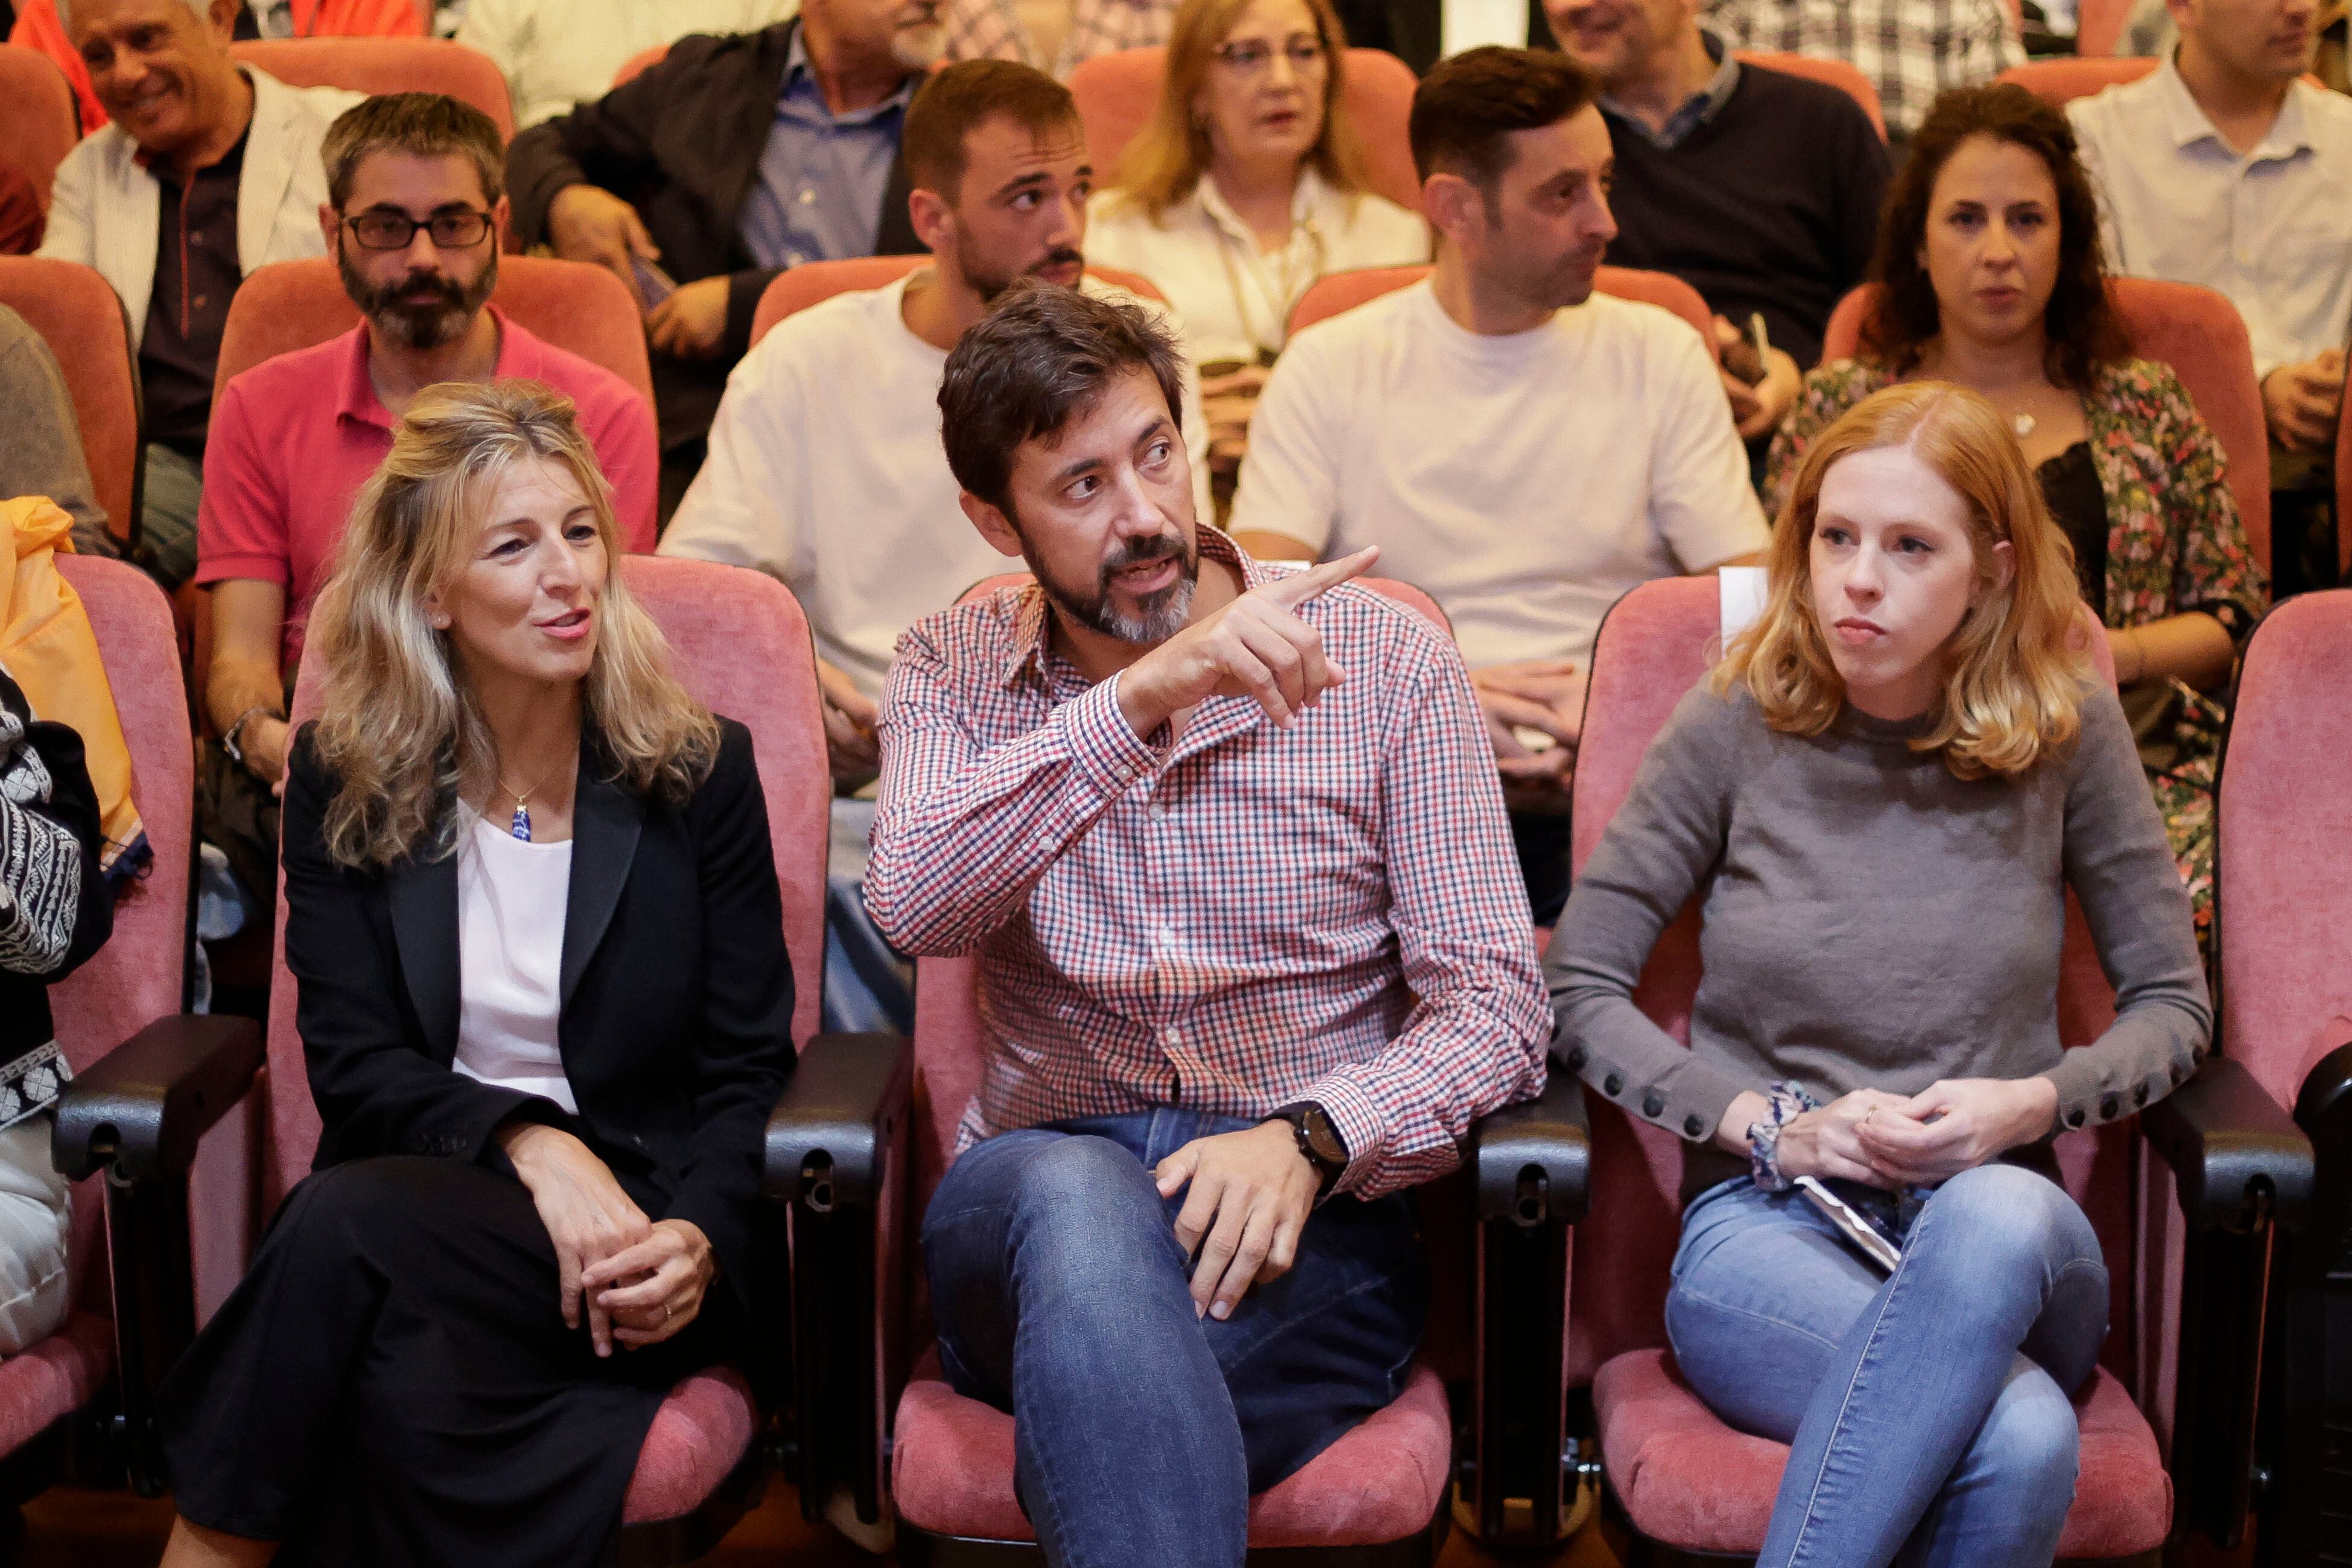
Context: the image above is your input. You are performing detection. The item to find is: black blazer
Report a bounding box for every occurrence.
[505,19,924,455]
[281,718,795,1311]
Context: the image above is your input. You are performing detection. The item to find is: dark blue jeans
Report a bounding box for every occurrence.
[922,1111,1428,1568]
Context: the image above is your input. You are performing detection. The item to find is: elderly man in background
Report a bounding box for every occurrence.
[38,0,362,590]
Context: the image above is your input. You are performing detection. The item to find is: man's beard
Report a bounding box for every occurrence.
[343,249,497,351]
[1028,526,1200,645]
[960,234,1086,305]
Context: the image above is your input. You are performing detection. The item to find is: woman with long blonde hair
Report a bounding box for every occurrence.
[152,381,795,1568]
[1085,0,1426,505]
[1547,383,2209,1567]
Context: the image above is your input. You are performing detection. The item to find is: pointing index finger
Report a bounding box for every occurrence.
[1262,546,1379,610]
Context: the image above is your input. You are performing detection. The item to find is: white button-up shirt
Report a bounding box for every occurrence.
[1085,168,1429,368]
[2070,55,2352,381]
[456,0,803,128]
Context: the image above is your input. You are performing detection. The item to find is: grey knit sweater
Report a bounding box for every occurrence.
[1545,680,2210,1200]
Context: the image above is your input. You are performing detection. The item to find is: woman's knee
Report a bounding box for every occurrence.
[1961,1359,2082,1525]
[1919,1164,2097,1273]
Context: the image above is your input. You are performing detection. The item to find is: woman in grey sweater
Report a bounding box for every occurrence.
[1547,382,2210,1568]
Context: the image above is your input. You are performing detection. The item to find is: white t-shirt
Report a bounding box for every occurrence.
[1229,279,1768,671]
[1085,170,1430,367]
[660,270,1216,701]
[456,0,804,129]
[453,813,577,1115]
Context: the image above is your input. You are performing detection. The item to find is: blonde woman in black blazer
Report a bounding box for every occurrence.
[156,381,795,1568]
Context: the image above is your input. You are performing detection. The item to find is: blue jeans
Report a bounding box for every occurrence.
[1665,1164,2110,1568]
[922,1111,1428,1568]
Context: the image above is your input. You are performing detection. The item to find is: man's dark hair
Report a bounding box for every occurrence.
[939,282,1188,514]
[1863,82,2127,392]
[905,59,1084,203]
[1407,46,1599,195]
[323,92,506,211]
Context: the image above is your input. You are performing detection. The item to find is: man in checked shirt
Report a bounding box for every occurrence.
[864,282,1549,1566]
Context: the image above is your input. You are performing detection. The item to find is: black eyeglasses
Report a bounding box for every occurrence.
[1213,37,1327,74]
[340,208,496,251]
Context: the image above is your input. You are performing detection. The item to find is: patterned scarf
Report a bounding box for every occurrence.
[0,669,77,1127]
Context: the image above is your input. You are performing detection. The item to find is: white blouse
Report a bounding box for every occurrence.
[453,812,578,1115]
[1085,168,1430,369]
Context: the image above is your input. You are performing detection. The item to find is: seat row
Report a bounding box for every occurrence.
[13,542,2345,1566]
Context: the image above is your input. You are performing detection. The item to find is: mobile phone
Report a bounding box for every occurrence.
[630,255,678,309]
[1795,1176,1903,1272]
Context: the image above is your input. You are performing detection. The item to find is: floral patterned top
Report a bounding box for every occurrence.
[1764,355,2269,639]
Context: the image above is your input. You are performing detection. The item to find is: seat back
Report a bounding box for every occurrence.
[0,43,80,216]
[1563,577,2138,1387]
[1820,277,2271,571]
[2074,0,2138,57]
[1286,263,1717,352]
[49,555,194,1311]
[2216,591,2352,1111]
[1997,56,2158,104]
[0,257,140,549]
[263,558,829,1208]
[230,37,516,142]
[1734,49,1886,139]
[1070,45,1423,212]
[213,255,655,406]
[748,257,1167,347]
[613,43,669,87]
[2338,376,2351,582]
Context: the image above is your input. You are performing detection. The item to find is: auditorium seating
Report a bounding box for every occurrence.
[1287,263,1719,354]
[2338,380,2351,582]
[1821,277,2273,572]
[2074,0,2138,57]
[0,45,80,230]
[39,555,246,1500]
[229,37,517,142]
[65,556,830,1549]
[760,569,1589,1558]
[1734,49,1887,140]
[1069,45,1424,212]
[2204,588,2352,1561]
[614,43,670,87]
[1564,575,2307,1563]
[749,255,1168,346]
[0,257,141,552]
[1997,56,2160,104]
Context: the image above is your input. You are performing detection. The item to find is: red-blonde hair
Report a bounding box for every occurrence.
[1712,381,2092,780]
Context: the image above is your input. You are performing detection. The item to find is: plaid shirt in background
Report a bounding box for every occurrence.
[865,531,1549,1199]
[941,0,1179,79]
[1702,0,2024,136]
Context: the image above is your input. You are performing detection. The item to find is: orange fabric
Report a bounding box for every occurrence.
[11,0,424,135]
[227,36,512,142]
[0,498,142,876]
[1069,45,1423,213]
[1997,56,2158,105]
[0,43,80,217]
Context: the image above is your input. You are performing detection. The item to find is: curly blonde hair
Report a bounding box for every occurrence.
[1713,381,2092,780]
[305,380,717,869]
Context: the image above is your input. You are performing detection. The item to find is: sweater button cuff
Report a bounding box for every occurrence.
[1564,1045,1587,1070]
[1683,1114,1706,1137]
[1603,1072,1625,1097]
[1642,1091,1665,1118]
[2065,1106,2086,1129]
[2099,1093,2120,1121]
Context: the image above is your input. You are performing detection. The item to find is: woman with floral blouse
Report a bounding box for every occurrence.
[1767,83,2264,956]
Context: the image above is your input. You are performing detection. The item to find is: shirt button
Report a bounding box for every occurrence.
[193,293,208,308]
[798,188,817,205]
[1149,801,1168,820]
[1160,1027,1181,1046]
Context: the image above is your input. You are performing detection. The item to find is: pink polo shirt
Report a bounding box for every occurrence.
[194,307,660,673]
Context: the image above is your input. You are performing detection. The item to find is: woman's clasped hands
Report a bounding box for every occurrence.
[497,1123,717,1356]
[1755,1078,2062,1189]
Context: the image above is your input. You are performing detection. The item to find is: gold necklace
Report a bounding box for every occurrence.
[494,754,569,843]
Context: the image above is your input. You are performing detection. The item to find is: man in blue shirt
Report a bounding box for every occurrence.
[507,0,943,512]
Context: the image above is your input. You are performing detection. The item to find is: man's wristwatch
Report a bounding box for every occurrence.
[1275,1103,1348,1199]
[221,705,283,771]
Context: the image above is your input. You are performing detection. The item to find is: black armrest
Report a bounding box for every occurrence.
[2143,1056,2313,1234]
[1470,1067,1590,1227]
[53,1015,264,1184]
[763,1032,912,1211]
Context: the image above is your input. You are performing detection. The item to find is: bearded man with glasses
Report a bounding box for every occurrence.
[189,91,658,920]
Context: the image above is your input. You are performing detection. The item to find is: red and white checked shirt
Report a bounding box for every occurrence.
[865,531,1549,1199]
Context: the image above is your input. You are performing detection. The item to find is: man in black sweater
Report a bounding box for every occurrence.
[505,0,937,514]
[1546,0,1888,445]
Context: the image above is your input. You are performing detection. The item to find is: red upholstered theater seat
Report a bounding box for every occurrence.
[259,558,830,1547]
[0,257,141,549]
[750,255,1167,348]
[230,37,516,143]
[1071,45,1423,212]
[0,44,80,222]
[1733,50,1885,139]
[1820,277,2271,572]
[1287,263,1718,356]
[1562,576,2296,1564]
